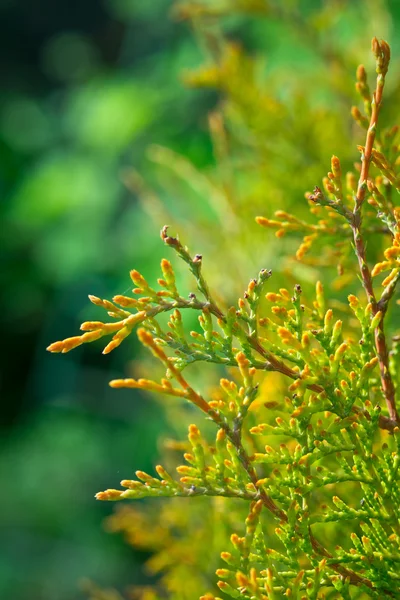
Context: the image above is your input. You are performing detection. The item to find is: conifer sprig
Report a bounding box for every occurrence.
[350,38,399,424]
[48,38,400,598]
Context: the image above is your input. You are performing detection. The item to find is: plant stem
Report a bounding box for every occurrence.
[351,41,399,424]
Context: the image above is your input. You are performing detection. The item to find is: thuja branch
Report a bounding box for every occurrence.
[111,335,393,596]
[161,227,317,385]
[351,39,399,424]
[222,420,392,595]
[47,38,400,599]
[112,340,286,521]
[160,232,399,433]
[161,225,225,319]
[47,224,399,433]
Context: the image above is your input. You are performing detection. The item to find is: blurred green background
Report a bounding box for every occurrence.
[1,1,400,599]
[1,2,208,598]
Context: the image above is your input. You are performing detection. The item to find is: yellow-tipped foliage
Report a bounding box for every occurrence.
[47,36,400,600]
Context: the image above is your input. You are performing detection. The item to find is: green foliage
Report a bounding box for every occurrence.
[47,4,400,599]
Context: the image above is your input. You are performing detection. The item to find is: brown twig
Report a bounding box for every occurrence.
[351,39,399,424]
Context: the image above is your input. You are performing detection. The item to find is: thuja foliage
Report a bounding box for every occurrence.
[48,39,400,599]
